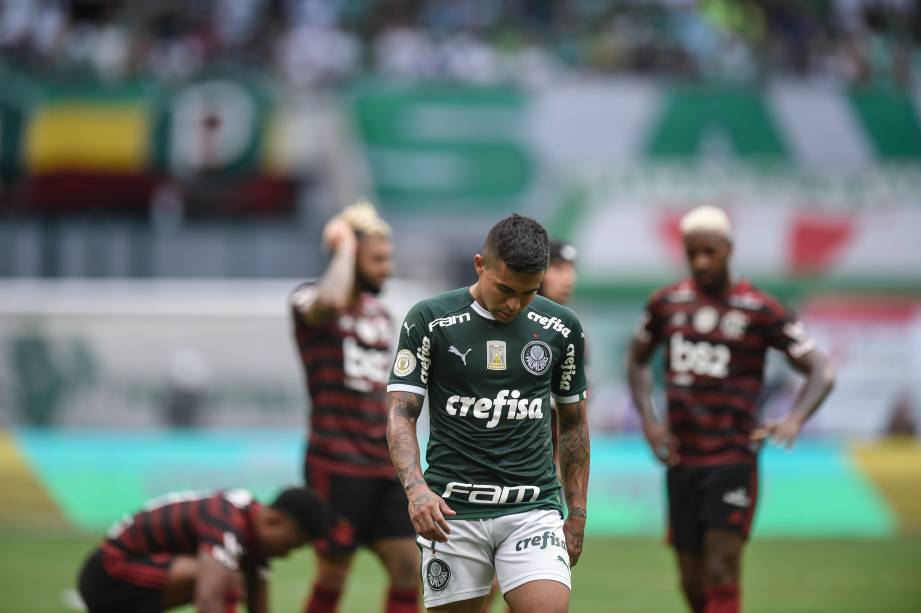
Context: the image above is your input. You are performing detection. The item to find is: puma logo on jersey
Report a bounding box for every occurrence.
[445,390,543,429]
[449,346,472,366]
[403,322,415,335]
[722,487,751,508]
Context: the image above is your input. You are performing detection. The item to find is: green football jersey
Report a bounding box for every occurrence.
[388,287,588,520]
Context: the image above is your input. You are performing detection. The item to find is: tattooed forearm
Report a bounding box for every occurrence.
[558,399,590,512]
[386,391,427,494]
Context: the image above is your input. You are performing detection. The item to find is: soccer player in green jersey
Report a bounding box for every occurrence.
[386,215,590,612]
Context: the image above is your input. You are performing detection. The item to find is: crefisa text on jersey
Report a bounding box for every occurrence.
[527,312,571,338]
[445,389,543,429]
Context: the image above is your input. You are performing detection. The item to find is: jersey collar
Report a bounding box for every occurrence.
[469,300,496,321]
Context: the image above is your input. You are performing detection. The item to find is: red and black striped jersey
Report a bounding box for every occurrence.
[102,490,266,575]
[637,279,815,466]
[291,283,396,477]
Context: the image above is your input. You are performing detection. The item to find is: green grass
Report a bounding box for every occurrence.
[1,531,919,612]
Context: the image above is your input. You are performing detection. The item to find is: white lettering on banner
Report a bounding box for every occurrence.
[670,333,730,378]
[344,337,390,388]
[527,312,571,338]
[559,344,576,391]
[442,482,541,504]
[444,389,543,428]
[428,313,471,332]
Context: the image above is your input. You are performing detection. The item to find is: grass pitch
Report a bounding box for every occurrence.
[1,531,918,612]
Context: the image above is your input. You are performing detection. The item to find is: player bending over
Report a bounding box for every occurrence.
[77,487,329,613]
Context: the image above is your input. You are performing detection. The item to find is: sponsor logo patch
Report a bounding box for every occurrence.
[521,340,552,375]
[722,487,751,508]
[559,343,576,391]
[486,340,507,371]
[443,482,541,504]
[425,558,451,591]
[445,390,543,428]
[417,336,432,384]
[428,313,471,332]
[393,349,416,377]
[526,312,572,338]
[720,309,749,339]
[693,306,719,334]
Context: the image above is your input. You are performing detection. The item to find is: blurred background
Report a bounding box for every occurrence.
[0,0,920,611]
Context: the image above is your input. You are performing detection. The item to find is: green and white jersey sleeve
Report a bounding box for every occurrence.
[387,299,435,397]
[388,288,588,520]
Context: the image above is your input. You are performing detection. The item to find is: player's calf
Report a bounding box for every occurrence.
[702,530,743,613]
[676,551,706,613]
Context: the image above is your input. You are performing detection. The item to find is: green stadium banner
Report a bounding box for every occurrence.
[351,81,533,209]
[646,86,788,159]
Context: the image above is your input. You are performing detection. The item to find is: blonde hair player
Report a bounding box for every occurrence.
[626,205,835,613]
[290,201,420,613]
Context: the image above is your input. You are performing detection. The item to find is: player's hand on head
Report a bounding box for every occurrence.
[322,217,358,253]
[408,486,455,543]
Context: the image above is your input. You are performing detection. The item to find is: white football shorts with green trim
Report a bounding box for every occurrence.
[417,509,571,608]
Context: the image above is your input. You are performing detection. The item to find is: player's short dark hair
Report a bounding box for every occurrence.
[483,214,550,274]
[270,487,331,540]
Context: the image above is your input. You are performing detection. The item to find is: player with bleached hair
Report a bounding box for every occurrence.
[291,201,420,613]
[626,206,835,613]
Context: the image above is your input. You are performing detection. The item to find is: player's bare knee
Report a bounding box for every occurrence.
[387,561,419,589]
[316,554,352,588]
[704,551,739,586]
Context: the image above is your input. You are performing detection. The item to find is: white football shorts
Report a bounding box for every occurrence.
[417,508,571,608]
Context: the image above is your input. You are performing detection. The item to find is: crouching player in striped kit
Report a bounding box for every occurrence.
[77,487,329,613]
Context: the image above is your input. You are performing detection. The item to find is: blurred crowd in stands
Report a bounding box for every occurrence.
[1,0,919,87]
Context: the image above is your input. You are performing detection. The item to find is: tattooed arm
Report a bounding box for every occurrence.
[557,398,590,567]
[386,390,455,542]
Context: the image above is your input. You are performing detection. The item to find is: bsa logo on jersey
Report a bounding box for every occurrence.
[486,340,507,371]
[521,340,552,375]
[393,349,416,377]
[425,558,451,591]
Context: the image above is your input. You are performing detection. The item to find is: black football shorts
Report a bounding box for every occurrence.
[666,463,759,552]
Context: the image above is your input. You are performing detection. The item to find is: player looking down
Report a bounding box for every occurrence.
[387,215,590,613]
